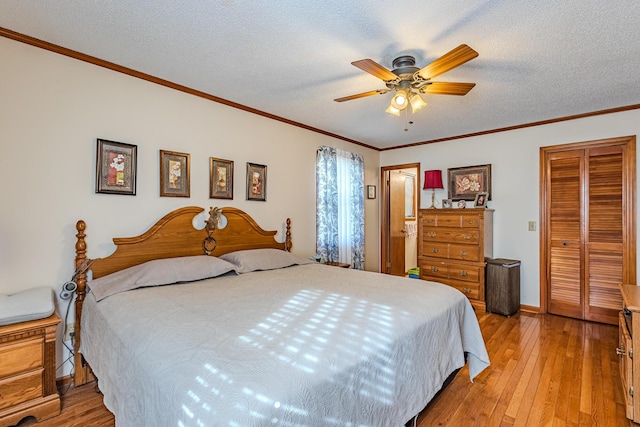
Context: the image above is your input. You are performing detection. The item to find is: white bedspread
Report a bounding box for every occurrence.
[81,264,489,427]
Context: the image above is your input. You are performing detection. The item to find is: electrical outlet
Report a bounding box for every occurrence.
[528,221,537,231]
[64,323,75,341]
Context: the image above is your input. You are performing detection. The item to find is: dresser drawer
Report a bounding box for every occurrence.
[442,279,480,300]
[460,214,480,228]
[448,243,481,261]
[421,242,449,259]
[447,263,482,283]
[419,260,449,280]
[0,370,43,410]
[436,214,461,227]
[0,338,43,379]
[423,227,479,244]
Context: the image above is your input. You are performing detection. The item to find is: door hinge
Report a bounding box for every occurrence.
[630,386,634,398]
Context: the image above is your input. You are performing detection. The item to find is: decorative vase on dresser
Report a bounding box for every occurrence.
[418,208,494,310]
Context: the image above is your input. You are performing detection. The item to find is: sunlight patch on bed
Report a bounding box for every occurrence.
[178,288,405,426]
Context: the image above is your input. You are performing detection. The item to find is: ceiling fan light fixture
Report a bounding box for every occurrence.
[409,93,427,113]
[385,103,401,116]
[390,89,408,110]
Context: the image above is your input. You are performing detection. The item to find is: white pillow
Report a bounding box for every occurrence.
[220,248,312,273]
[0,287,55,326]
[89,256,237,301]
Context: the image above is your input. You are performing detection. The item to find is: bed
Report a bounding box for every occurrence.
[72,206,489,426]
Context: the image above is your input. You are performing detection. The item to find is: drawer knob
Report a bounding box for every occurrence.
[427,232,437,238]
[458,270,468,277]
[462,287,471,294]
[432,248,439,253]
[463,234,472,240]
[431,267,439,272]
[460,250,469,256]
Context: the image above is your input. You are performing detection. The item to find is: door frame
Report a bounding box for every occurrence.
[381,163,421,274]
[539,135,636,314]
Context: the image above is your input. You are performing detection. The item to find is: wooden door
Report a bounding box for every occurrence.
[389,170,406,276]
[541,136,635,325]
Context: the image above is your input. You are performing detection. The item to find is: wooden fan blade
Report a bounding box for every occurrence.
[352,59,399,82]
[417,44,478,80]
[422,82,476,96]
[334,89,389,102]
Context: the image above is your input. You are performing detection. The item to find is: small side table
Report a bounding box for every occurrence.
[324,261,350,268]
[0,314,61,426]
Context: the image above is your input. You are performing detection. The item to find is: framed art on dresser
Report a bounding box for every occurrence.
[95,139,137,195]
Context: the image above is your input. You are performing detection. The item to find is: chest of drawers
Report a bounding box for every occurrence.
[418,208,493,308]
[0,314,61,426]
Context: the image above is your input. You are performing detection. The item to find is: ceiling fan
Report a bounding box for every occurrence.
[335,44,478,116]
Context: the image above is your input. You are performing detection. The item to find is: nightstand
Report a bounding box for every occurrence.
[0,313,61,426]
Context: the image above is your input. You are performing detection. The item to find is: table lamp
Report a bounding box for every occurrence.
[423,170,444,209]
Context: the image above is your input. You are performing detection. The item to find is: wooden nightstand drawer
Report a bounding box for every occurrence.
[0,370,43,410]
[0,339,43,378]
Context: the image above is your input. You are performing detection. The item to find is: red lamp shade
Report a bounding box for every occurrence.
[423,170,444,190]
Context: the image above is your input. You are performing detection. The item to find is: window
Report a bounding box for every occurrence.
[316,146,365,269]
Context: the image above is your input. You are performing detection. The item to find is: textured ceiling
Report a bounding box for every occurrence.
[1,1,640,150]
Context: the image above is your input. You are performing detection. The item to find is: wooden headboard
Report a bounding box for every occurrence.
[72,206,291,385]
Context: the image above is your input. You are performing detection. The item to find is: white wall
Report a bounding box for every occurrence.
[381,109,640,308]
[0,37,380,376]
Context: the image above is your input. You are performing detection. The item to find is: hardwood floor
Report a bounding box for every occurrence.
[13,312,631,426]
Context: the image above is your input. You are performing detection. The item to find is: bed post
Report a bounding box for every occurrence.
[285,218,292,252]
[73,220,91,386]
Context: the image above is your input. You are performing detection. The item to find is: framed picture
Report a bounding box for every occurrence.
[404,173,416,219]
[447,164,492,201]
[246,162,267,201]
[95,139,137,195]
[442,199,452,209]
[160,150,190,197]
[209,157,233,199]
[474,192,489,208]
[367,185,376,199]
[457,199,467,208]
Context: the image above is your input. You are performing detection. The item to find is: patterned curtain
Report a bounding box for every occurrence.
[316,146,365,269]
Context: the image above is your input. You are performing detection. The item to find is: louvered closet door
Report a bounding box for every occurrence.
[585,146,624,323]
[543,136,635,325]
[548,150,583,319]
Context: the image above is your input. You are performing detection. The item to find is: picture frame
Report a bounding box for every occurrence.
[474,192,489,208]
[95,139,137,195]
[457,199,467,209]
[160,150,190,197]
[442,199,452,209]
[209,157,234,199]
[246,162,267,201]
[367,185,376,199]
[404,173,416,219]
[447,164,492,201]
